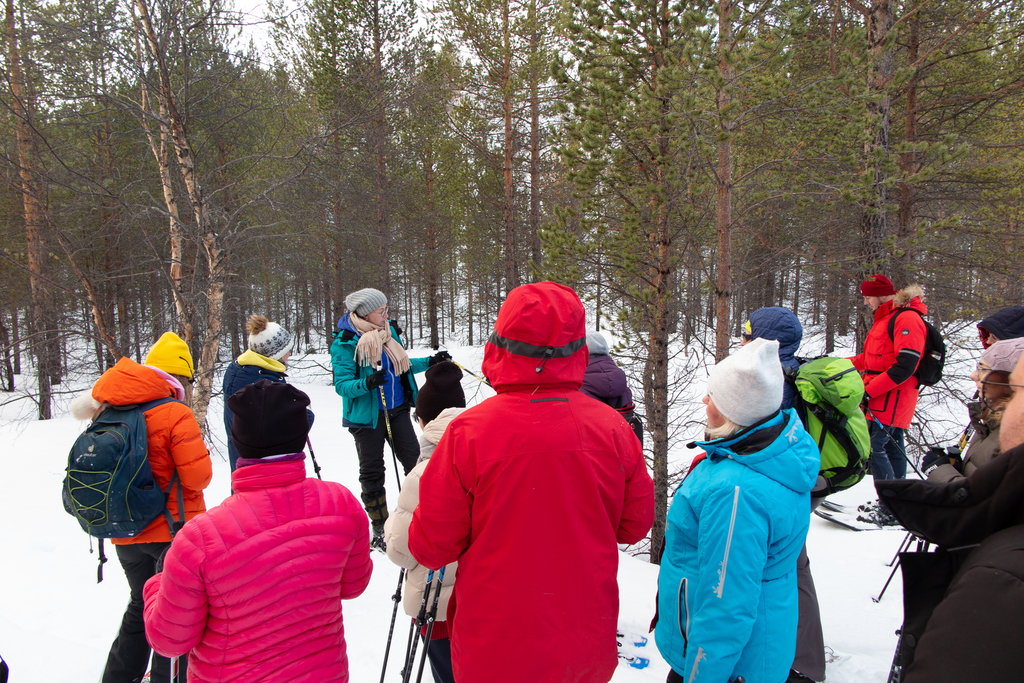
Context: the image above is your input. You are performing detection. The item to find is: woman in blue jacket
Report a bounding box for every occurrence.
[223,315,313,471]
[656,338,819,683]
[330,288,449,550]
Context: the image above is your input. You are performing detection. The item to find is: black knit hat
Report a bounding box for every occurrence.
[227,380,310,459]
[415,361,466,425]
[979,305,1024,342]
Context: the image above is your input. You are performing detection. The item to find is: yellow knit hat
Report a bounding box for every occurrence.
[145,332,194,379]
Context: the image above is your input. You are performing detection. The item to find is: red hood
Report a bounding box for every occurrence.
[92,357,177,406]
[482,282,588,393]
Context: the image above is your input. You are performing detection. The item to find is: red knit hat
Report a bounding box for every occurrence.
[860,274,895,297]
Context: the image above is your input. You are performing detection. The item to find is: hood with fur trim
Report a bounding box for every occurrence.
[893,284,925,308]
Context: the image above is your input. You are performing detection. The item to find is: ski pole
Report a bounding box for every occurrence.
[414,566,446,683]
[378,362,403,491]
[453,361,491,387]
[402,569,437,683]
[306,437,322,480]
[379,567,406,683]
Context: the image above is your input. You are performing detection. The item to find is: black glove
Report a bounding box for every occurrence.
[365,369,387,390]
[921,446,947,473]
[389,319,403,337]
[429,350,453,367]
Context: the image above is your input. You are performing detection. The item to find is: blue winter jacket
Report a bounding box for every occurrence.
[748,307,803,410]
[655,409,819,683]
[329,314,430,428]
[222,353,315,470]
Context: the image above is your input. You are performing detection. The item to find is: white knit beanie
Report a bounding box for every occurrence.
[586,331,610,356]
[249,321,292,361]
[707,337,784,427]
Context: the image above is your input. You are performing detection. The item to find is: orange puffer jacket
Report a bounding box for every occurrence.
[91,357,212,545]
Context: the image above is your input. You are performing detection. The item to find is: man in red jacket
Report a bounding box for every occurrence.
[850,274,928,491]
[408,282,655,683]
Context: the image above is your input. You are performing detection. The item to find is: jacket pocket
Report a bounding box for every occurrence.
[676,577,689,657]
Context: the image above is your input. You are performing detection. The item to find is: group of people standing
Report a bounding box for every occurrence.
[70,275,1024,683]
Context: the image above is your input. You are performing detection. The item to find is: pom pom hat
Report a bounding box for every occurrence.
[345,288,388,318]
[247,315,292,361]
[860,274,896,297]
[706,337,785,427]
[144,332,194,379]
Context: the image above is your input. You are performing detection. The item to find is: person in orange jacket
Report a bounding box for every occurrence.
[71,332,212,683]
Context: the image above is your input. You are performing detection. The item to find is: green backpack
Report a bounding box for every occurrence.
[787,357,871,495]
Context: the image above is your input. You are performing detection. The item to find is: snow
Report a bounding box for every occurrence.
[0,336,971,682]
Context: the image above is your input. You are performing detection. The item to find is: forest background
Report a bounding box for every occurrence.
[2,0,1022,560]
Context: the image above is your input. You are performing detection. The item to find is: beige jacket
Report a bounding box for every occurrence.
[928,402,1003,483]
[384,407,465,619]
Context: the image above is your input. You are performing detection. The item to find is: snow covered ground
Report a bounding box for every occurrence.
[0,338,967,682]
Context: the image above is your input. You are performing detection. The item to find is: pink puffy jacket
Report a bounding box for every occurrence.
[143,457,372,683]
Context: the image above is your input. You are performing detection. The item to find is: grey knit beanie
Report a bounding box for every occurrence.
[981,337,1024,373]
[706,338,784,427]
[345,288,388,317]
[587,331,610,356]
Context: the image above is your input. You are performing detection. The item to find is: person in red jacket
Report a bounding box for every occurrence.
[71,332,212,683]
[408,281,655,683]
[143,380,372,683]
[850,275,928,504]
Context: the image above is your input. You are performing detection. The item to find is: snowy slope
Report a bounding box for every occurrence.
[1,344,912,682]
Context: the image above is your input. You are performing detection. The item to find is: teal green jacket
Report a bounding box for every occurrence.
[330,320,430,428]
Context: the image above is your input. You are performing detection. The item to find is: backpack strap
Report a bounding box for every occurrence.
[162,470,186,537]
[137,397,187,537]
[808,402,869,495]
[886,307,923,340]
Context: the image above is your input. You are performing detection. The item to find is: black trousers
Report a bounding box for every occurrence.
[350,404,420,503]
[103,542,171,683]
[426,636,456,683]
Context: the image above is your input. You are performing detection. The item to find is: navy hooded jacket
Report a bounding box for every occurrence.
[747,307,803,410]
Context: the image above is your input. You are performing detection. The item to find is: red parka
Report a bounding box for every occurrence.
[850,285,928,429]
[408,282,655,683]
[143,458,372,683]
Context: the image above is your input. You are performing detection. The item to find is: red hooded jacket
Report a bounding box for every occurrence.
[408,282,655,683]
[850,285,928,429]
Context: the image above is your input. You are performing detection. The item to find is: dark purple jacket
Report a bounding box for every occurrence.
[580,354,633,410]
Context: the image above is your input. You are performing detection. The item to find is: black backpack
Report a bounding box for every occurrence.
[887,308,946,387]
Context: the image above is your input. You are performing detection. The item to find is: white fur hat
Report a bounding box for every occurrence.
[707,337,784,427]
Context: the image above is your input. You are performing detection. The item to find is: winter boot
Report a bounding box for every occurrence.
[363,491,389,552]
[857,501,900,527]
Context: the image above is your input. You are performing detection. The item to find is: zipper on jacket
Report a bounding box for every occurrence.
[714,486,741,599]
[676,577,690,657]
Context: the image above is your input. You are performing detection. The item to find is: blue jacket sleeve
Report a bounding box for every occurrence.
[684,482,770,683]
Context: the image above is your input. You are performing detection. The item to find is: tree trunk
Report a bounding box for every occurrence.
[714,0,734,363]
[6,0,53,418]
[528,0,542,278]
[502,0,517,294]
[373,0,390,295]
[425,143,440,349]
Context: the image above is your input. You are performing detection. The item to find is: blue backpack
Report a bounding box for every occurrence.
[62,398,185,545]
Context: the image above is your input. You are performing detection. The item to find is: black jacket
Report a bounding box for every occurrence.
[877,443,1024,682]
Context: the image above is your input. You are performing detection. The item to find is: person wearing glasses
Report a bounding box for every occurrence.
[330,288,450,551]
[874,349,1024,682]
[924,337,1024,482]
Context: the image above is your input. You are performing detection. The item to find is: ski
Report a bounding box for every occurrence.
[814,508,882,531]
[617,630,648,648]
[819,499,858,515]
[618,653,650,670]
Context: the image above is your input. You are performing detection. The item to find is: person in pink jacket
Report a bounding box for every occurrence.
[143,380,372,683]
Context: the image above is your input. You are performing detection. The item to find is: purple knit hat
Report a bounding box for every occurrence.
[981,337,1024,373]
